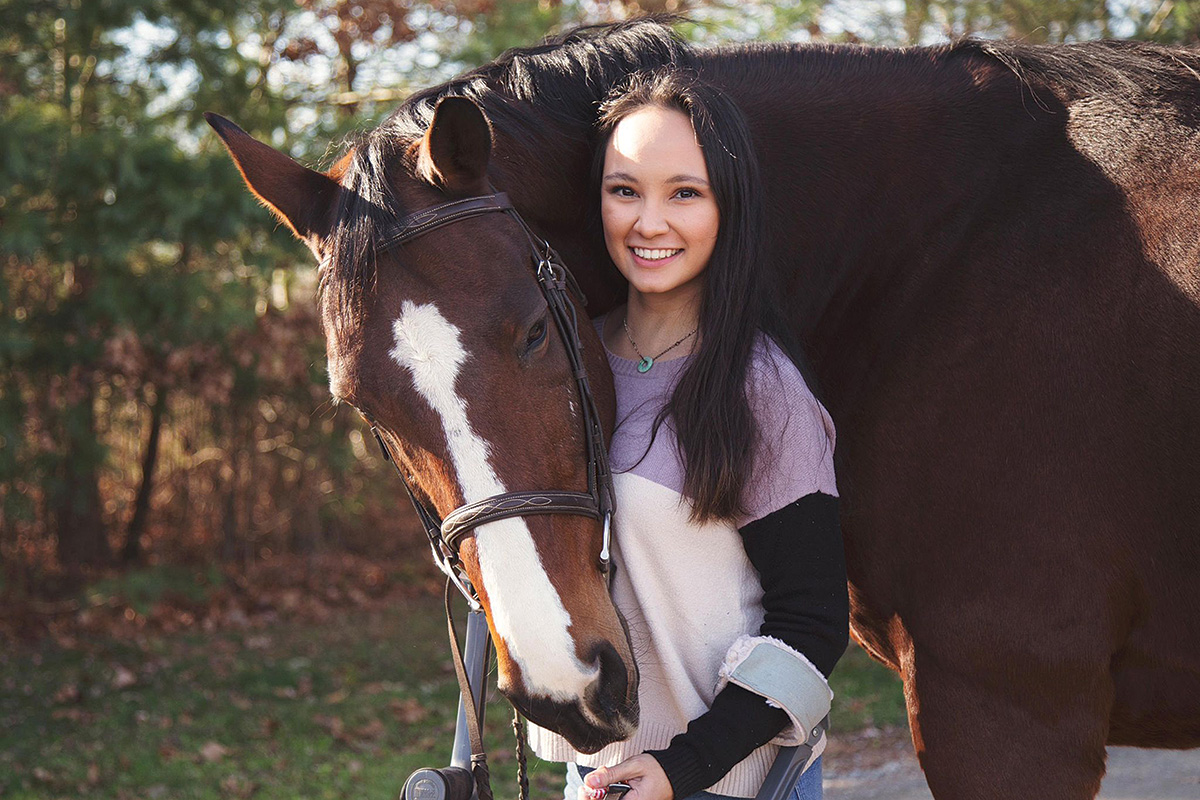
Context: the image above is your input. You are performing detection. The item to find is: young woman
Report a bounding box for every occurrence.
[525,68,848,800]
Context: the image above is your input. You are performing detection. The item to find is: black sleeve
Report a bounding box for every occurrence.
[645,492,848,799]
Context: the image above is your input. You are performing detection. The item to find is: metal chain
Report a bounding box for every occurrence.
[622,315,698,367]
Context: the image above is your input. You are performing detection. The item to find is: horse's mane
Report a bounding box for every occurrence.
[322,18,693,321]
[949,37,1200,112]
[391,16,695,140]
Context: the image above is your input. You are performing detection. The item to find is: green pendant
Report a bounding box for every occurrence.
[637,356,654,373]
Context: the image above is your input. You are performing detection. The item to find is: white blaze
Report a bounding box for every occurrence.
[389,300,597,699]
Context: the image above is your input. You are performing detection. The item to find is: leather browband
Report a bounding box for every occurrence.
[375,193,515,251]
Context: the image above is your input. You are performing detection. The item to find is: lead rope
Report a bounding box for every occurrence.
[512,709,530,800]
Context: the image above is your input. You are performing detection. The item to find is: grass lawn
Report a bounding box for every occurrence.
[0,595,905,800]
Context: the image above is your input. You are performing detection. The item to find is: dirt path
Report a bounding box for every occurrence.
[823,728,1200,799]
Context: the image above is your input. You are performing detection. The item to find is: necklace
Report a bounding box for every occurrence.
[623,315,698,373]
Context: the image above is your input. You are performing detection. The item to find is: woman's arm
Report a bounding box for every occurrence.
[643,492,848,799]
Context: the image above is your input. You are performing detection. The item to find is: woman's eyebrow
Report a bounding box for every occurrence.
[666,174,710,186]
[603,171,710,186]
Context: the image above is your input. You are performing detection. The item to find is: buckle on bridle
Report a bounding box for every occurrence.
[599,512,613,583]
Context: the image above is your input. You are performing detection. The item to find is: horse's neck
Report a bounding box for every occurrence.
[490,119,626,311]
[696,44,1009,412]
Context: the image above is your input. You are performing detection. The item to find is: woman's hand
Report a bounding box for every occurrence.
[579,755,674,800]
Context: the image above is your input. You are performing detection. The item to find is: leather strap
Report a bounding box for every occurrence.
[376,193,514,250]
[445,579,494,800]
[442,490,600,547]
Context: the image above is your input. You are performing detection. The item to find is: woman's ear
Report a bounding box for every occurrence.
[416,96,493,195]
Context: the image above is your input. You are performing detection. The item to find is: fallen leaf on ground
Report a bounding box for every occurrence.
[111,665,137,690]
[313,714,345,739]
[220,773,258,798]
[388,697,429,724]
[51,707,89,721]
[200,741,231,762]
[351,718,385,741]
[53,683,80,703]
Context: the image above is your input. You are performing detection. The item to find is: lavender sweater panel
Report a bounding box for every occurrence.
[596,315,838,523]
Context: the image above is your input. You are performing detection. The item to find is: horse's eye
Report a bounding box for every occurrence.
[527,318,548,349]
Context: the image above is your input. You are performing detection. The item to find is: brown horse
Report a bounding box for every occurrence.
[209,20,1200,799]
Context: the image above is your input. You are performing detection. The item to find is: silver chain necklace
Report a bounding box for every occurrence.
[622,315,698,373]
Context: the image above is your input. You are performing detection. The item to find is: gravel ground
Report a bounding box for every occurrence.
[823,728,1200,799]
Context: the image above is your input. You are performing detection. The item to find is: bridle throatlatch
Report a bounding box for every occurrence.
[364,191,616,800]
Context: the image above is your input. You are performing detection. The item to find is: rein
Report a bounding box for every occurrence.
[365,190,616,800]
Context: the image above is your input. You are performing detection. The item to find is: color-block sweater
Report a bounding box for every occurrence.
[527,316,848,798]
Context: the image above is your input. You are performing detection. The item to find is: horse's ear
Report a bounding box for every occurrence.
[204,112,339,245]
[416,97,492,194]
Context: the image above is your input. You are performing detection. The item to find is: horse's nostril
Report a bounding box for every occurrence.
[586,642,629,720]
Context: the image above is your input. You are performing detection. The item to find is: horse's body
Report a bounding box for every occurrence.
[211,22,1200,799]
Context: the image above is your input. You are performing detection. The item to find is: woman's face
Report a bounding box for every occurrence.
[600,104,719,302]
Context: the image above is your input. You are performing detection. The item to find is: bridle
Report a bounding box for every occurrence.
[359,190,618,800]
[364,191,616,609]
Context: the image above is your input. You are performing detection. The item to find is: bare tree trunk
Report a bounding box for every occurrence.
[54,378,108,567]
[122,387,167,564]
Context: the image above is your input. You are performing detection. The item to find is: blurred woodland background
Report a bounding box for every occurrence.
[4,0,1200,625]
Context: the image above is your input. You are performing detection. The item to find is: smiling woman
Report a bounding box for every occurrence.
[526,68,848,800]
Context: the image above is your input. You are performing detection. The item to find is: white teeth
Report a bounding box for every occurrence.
[632,247,682,260]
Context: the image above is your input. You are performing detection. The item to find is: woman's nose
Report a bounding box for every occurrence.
[633,201,670,238]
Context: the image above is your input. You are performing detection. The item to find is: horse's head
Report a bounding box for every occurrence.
[206,97,637,752]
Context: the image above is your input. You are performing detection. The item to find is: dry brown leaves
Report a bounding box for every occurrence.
[2,553,440,648]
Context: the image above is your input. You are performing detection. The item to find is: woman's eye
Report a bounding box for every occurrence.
[676,188,700,199]
[609,186,637,198]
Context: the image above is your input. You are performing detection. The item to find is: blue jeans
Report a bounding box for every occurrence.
[563,757,822,800]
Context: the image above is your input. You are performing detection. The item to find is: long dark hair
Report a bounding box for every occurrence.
[592,67,787,524]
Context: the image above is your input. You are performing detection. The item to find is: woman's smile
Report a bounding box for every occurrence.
[630,246,684,267]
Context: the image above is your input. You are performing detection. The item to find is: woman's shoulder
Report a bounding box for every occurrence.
[746,335,832,435]
[739,333,838,526]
